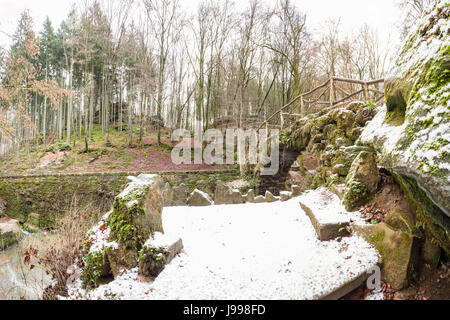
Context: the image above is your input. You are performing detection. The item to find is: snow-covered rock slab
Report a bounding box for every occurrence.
[69,196,379,300]
[299,187,352,241]
[138,232,183,281]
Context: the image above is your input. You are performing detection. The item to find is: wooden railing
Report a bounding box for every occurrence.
[259,76,385,131]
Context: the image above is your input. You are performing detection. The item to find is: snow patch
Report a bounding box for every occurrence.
[67,196,379,300]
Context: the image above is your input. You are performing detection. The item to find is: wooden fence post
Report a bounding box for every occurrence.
[364,83,370,102]
[300,96,305,116]
[280,113,284,132]
[329,78,334,107]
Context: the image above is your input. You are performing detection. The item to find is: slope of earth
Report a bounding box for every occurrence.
[0,126,229,175]
[65,196,379,300]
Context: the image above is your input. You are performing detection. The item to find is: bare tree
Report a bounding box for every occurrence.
[143,0,183,146]
[263,0,310,113]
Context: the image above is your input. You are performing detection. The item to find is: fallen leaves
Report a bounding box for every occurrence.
[144,288,154,295]
[359,205,386,224]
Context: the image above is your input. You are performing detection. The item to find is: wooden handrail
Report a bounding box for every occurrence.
[258,77,385,130]
[302,79,330,97]
[332,89,365,105]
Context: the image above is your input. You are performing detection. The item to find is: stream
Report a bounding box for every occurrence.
[0,230,51,300]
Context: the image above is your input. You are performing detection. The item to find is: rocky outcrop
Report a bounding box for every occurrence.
[343,151,380,211]
[353,222,417,290]
[81,174,182,288]
[108,174,164,249]
[358,2,450,253]
[282,98,378,193]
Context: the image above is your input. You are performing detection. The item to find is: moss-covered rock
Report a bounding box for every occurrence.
[384,205,416,234]
[421,238,441,268]
[392,172,450,254]
[0,173,129,228]
[107,174,164,250]
[332,164,348,176]
[353,222,417,290]
[104,245,138,278]
[137,233,183,280]
[81,250,111,288]
[358,3,450,233]
[335,109,356,130]
[0,218,23,250]
[343,151,380,210]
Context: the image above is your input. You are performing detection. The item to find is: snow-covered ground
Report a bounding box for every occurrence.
[67,197,380,300]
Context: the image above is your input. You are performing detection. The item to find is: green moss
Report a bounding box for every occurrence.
[45,143,71,153]
[343,180,368,209]
[81,250,110,288]
[107,186,148,250]
[409,43,450,107]
[371,231,387,254]
[385,89,407,126]
[0,231,20,250]
[421,116,435,129]
[137,245,169,278]
[22,223,39,233]
[0,170,238,229]
[392,172,450,254]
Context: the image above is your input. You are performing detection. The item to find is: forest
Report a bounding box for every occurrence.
[1,0,448,303]
[0,0,418,156]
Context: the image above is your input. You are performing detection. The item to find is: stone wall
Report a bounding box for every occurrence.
[0,169,239,228]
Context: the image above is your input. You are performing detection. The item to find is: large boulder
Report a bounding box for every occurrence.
[353,222,418,290]
[358,3,450,253]
[81,174,183,288]
[343,151,380,210]
[0,218,23,250]
[107,174,164,249]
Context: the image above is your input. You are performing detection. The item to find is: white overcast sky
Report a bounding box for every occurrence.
[0,0,403,52]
